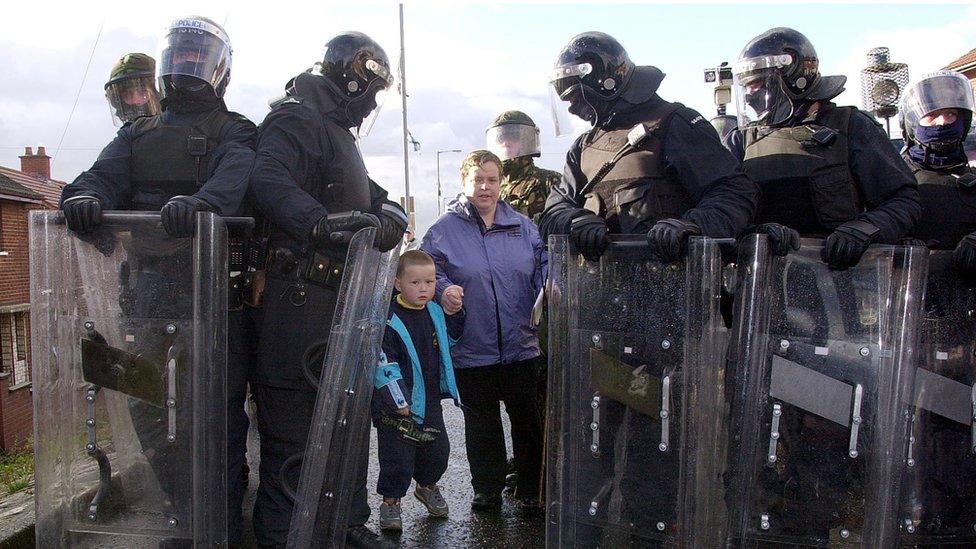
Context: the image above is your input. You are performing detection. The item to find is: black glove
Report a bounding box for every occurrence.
[569,212,609,261]
[953,233,976,281]
[61,195,102,234]
[647,218,701,263]
[821,219,880,270]
[375,202,408,252]
[161,195,214,238]
[750,223,800,257]
[311,211,381,248]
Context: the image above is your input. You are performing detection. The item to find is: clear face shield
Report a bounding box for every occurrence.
[733,54,795,129]
[486,123,541,161]
[158,19,232,94]
[549,62,595,137]
[356,58,393,138]
[106,75,161,126]
[902,71,976,130]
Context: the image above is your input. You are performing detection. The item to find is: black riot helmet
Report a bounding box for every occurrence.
[313,31,393,133]
[157,16,233,99]
[549,32,664,133]
[732,27,846,129]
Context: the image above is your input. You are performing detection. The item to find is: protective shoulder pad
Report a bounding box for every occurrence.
[269,94,303,109]
[670,103,710,130]
[225,110,257,128]
[817,104,856,135]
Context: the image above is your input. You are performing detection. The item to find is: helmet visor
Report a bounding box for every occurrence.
[106,75,161,126]
[486,123,540,161]
[158,19,231,92]
[549,63,596,137]
[356,86,389,138]
[733,68,794,129]
[902,71,976,129]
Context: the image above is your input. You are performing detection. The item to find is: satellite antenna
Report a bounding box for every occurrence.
[860,47,909,137]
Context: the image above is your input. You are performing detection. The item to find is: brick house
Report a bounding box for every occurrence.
[0,147,65,453]
[944,48,976,88]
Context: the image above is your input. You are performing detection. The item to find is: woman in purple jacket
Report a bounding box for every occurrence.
[421,149,546,513]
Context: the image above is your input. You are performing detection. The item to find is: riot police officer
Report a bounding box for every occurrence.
[539,31,759,262]
[902,70,976,255]
[539,31,757,544]
[727,27,921,267]
[897,71,976,542]
[59,16,257,546]
[247,31,406,549]
[104,52,160,126]
[486,110,561,222]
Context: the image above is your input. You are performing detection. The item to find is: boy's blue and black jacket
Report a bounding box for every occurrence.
[373,297,465,424]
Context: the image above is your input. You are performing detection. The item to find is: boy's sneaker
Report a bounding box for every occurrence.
[378,502,402,531]
[414,484,449,517]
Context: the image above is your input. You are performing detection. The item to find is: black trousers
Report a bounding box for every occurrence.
[251,385,370,546]
[374,403,450,498]
[227,305,260,544]
[454,358,544,497]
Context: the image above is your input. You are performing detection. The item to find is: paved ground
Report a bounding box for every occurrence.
[242,403,545,548]
[2,403,544,548]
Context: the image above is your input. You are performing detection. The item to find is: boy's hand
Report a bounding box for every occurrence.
[396,405,410,417]
[442,285,464,315]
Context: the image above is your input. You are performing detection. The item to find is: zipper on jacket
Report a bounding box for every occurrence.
[474,207,505,363]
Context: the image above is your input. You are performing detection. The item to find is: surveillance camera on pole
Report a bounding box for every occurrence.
[860,47,909,137]
[704,61,737,143]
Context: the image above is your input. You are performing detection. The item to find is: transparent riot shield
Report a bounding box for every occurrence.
[899,249,976,544]
[286,229,400,549]
[727,236,926,547]
[546,234,729,548]
[30,211,228,548]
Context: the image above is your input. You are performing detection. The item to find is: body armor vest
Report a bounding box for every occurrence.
[307,115,373,214]
[129,109,236,210]
[743,105,860,237]
[579,101,693,234]
[912,162,976,250]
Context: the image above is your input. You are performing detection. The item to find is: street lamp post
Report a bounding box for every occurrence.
[436,149,462,217]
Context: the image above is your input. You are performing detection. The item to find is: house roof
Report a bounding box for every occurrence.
[0,165,66,208]
[0,173,43,202]
[945,48,976,72]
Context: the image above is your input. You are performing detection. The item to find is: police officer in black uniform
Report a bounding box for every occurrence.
[725,28,922,543]
[540,31,758,545]
[902,70,976,256]
[898,70,976,542]
[727,27,921,266]
[59,16,257,546]
[247,31,406,549]
[539,31,759,262]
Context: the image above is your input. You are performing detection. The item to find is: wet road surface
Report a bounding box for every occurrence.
[243,402,545,548]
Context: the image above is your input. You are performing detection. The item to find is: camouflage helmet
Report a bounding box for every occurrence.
[490,110,538,129]
[104,53,160,126]
[105,53,156,89]
[486,110,541,161]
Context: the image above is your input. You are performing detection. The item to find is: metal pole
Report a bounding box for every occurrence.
[399,3,410,201]
[436,149,462,217]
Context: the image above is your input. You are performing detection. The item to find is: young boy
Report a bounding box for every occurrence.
[372,250,465,531]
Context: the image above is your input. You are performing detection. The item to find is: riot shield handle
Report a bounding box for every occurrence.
[84,385,112,522]
[280,452,304,503]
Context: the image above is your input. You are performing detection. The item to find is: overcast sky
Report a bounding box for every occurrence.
[2,1,973,234]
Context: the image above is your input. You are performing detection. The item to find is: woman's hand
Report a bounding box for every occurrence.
[397,405,410,417]
[442,284,464,315]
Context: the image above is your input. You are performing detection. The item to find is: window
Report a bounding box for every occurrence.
[0,312,29,386]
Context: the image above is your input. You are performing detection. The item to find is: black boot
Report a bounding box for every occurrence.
[345,524,397,549]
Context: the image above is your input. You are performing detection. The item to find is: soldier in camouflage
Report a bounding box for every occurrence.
[104,53,161,126]
[486,110,562,222]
